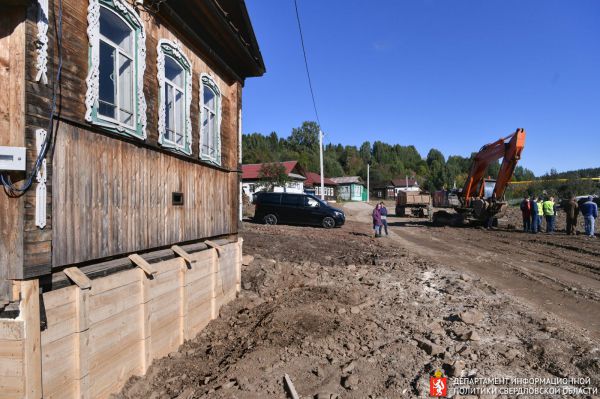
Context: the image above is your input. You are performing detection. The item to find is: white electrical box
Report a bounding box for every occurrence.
[0,146,26,171]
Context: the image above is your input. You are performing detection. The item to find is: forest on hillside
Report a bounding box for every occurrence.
[242,121,536,192]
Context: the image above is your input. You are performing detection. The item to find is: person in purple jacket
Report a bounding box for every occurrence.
[372,203,383,238]
[580,196,598,237]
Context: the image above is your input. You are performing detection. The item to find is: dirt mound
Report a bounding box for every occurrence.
[115,222,599,398]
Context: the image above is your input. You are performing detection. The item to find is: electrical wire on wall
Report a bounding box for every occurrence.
[0,0,63,198]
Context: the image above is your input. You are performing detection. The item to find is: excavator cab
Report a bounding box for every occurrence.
[482,179,496,199]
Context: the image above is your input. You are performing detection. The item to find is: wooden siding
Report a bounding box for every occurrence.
[21,4,55,278]
[0,6,27,283]
[52,123,239,267]
[13,0,244,275]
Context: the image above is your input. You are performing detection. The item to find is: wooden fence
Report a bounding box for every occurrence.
[0,239,242,398]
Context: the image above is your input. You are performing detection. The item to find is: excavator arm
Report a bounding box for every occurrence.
[462,128,526,206]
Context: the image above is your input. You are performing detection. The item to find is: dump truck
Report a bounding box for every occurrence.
[395,190,432,218]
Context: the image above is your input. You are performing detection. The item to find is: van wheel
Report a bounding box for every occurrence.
[263,214,278,225]
[322,216,335,229]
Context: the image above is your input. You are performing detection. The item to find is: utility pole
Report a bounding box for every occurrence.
[319,129,325,200]
[367,162,370,203]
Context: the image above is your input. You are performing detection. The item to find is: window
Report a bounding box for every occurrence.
[200,74,221,164]
[259,193,281,205]
[157,40,192,154]
[85,0,146,138]
[282,194,301,206]
[306,197,319,207]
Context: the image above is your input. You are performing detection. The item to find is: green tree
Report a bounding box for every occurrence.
[258,163,289,192]
[359,141,372,164]
[288,121,320,153]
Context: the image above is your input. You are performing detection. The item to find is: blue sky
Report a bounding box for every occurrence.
[242,0,600,175]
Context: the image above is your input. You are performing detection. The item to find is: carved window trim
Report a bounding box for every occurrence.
[157,39,192,155]
[85,0,147,139]
[35,0,49,84]
[199,73,222,165]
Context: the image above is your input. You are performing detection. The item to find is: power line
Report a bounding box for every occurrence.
[293,0,321,128]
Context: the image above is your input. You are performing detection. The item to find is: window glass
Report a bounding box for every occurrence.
[204,87,215,111]
[201,78,220,162]
[175,90,184,145]
[97,6,135,127]
[201,111,209,151]
[98,41,116,118]
[100,7,132,52]
[260,194,281,205]
[282,195,300,206]
[306,197,319,207]
[165,84,174,141]
[118,56,133,126]
[165,56,183,87]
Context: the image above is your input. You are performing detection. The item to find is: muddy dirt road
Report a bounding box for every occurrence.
[116,205,600,399]
[345,202,600,339]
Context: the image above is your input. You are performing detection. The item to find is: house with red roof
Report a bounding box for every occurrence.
[303,172,338,201]
[242,161,306,200]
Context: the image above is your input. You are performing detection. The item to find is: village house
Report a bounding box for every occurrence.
[0,0,264,397]
[303,172,338,201]
[241,161,305,199]
[330,176,367,201]
[372,177,420,199]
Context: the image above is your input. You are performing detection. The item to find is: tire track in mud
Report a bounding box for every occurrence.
[344,203,600,338]
[457,231,600,283]
[392,225,600,338]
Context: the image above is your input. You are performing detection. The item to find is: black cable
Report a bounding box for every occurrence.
[293,0,321,128]
[1,0,63,198]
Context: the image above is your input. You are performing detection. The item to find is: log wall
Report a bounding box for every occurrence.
[0,239,242,399]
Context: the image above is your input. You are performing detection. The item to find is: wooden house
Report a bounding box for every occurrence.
[372,177,420,200]
[0,0,264,397]
[330,176,367,201]
[241,161,306,199]
[303,172,338,201]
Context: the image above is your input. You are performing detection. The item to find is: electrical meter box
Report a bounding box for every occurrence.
[0,146,26,171]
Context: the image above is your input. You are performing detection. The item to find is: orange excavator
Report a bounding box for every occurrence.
[433,128,526,226]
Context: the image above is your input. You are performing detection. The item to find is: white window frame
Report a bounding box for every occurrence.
[157,39,192,155]
[200,73,222,165]
[85,0,146,139]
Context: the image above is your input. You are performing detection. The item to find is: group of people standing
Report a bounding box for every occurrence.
[372,202,389,237]
[519,195,556,233]
[520,195,598,237]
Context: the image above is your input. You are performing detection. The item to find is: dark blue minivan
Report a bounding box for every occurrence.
[253,192,345,228]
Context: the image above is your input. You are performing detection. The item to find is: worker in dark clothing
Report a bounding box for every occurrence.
[379,202,389,236]
[529,195,539,234]
[581,196,598,237]
[520,195,531,232]
[563,196,579,235]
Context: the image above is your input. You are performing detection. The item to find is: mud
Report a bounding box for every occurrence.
[115,207,599,399]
